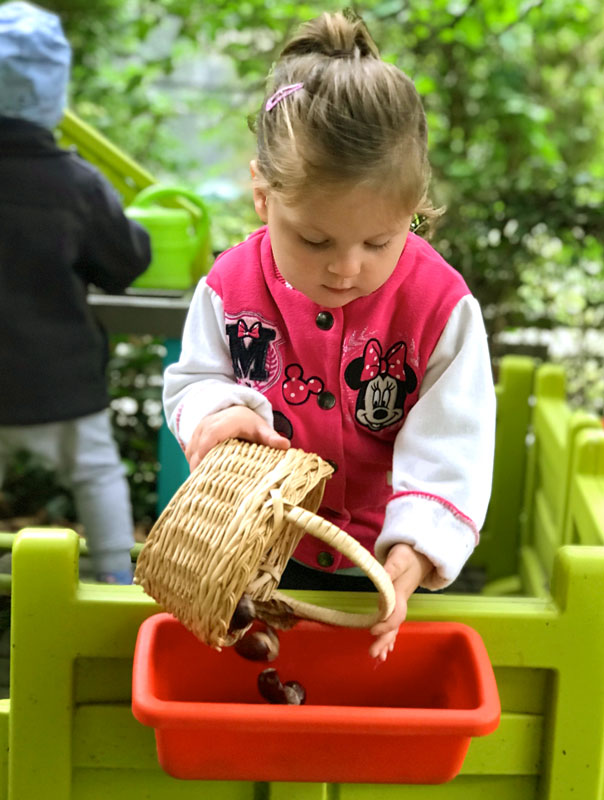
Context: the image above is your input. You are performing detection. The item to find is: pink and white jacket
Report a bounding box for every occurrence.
[163,226,496,589]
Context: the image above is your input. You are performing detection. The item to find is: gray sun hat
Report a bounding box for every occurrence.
[0,1,71,128]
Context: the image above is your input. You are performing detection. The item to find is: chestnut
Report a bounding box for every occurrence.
[233,626,279,662]
[229,593,256,632]
[253,597,298,630]
[284,680,306,705]
[257,668,306,705]
[257,668,283,702]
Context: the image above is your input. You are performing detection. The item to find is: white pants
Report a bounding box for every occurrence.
[0,410,134,575]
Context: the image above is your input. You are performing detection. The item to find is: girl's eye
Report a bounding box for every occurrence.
[300,237,328,248]
[298,236,391,250]
[366,240,391,251]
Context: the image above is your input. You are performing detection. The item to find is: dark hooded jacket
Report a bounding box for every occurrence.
[0,117,151,424]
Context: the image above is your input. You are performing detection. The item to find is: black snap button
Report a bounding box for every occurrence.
[317,391,336,410]
[317,551,334,568]
[326,459,338,473]
[315,311,334,331]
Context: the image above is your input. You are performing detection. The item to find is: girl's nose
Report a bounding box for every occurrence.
[327,251,362,278]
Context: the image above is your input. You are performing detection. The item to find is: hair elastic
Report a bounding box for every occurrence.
[265,82,304,111]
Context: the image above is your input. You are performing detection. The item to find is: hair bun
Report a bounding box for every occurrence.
[281,11,379,61]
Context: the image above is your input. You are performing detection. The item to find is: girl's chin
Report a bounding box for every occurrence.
[314,285,358,306]
[287,280,363,307]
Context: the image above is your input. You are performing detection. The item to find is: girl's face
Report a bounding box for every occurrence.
[252,173,413,308]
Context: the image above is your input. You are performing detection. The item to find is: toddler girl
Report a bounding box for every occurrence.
[164,10,496,659]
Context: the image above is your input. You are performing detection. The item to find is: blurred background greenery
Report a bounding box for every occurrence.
[1,0,602,530]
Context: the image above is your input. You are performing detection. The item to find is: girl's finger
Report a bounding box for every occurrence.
[265,430,290,449]
[369,629,397,659]
[251,420,289,449]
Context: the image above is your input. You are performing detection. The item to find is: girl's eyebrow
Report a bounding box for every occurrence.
[290,216,329,235]
[297,224,329,237]
[295,221,398,240]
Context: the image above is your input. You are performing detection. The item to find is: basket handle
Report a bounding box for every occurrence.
[272,504,396,628]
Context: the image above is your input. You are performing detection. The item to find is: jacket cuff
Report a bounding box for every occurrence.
[174,387,274,449]
[374,492,478,590]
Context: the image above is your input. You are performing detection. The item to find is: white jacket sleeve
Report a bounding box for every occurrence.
[162,278,274,448]
[374,295,496,590]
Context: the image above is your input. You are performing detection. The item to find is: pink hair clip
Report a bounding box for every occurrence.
[265,82,304,112]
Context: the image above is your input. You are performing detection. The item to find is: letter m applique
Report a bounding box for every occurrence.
[226,319,277,381]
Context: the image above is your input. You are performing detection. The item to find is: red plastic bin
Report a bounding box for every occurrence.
[132,613,500,784]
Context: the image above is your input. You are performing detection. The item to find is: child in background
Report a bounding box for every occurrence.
[0,2,151,583]
[164,10,496,658]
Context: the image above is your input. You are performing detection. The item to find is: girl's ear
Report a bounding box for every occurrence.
[250,160,269,223]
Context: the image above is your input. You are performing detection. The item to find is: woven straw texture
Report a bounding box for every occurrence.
[135,439,395,649]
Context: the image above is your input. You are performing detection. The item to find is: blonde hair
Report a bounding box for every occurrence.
[252,10,443,231]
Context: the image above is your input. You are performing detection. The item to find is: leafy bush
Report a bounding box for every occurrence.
[48,0,604,335]
[0,450,76,525]
[107,336,166,528]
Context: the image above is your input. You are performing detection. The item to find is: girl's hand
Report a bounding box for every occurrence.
[185,406,290,471]
[369,543,433,661]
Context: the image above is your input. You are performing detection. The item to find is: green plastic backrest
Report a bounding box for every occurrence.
[565,428,604,547]
[520,365,601,584]
[475,356,535,582]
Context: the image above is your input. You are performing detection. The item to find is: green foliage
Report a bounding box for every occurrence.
[360,0,604,322]
[107,336,165,527]
[39,0,603,324]
[204,195,261,254]
[0,450,75,522]
[517,233,603,326]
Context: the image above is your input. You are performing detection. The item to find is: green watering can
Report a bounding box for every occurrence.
[126,185,211,290]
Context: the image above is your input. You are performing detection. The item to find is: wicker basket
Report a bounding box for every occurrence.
[135,438,395,649]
